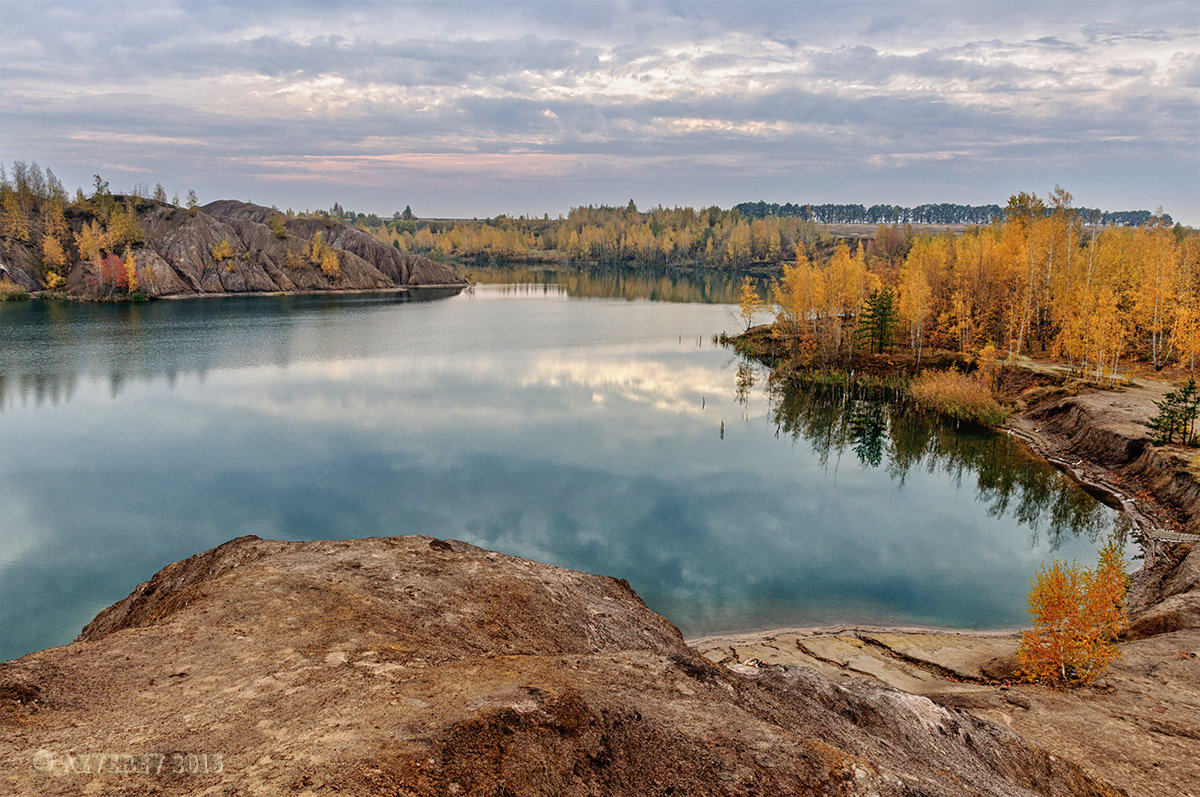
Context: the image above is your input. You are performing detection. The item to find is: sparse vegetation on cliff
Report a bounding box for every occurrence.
[211,238,234,261]
[0,161,465,299]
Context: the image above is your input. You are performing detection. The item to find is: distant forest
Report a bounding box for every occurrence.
[733,201,1166,228]
[2,160,1197,377]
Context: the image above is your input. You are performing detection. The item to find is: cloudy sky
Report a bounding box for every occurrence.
[2,1,1197,221]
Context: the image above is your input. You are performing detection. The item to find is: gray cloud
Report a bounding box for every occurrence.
[1,0,1195,220]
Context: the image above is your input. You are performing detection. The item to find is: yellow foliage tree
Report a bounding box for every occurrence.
[725,220,752,264]
[74,219,110,263]
[41,235,68,272]
[108,200,144,248]
[898,237,942,363]
[1133,222,1178,370]
[124,249,139,293]
[211,238,234,261]
[1172,299,1200,375]
[1018,539,1127,686]
[772,244,822,347]
[41,200,69,242]
[1,193,30,241]
[737,276,767,331]
[309,231,340,276]
[414,226,435,251]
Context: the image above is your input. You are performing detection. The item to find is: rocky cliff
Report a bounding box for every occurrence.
[1007,382,1200,639]
[0,198,465,299]
[0,536,1118,796]
[1010,383,1200,534]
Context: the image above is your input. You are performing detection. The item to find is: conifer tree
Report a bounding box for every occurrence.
[858,286,898,354]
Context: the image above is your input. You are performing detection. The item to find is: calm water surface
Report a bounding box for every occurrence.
[0,276,1118,659]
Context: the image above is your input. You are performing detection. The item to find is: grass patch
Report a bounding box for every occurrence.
[911,369,1010,427]
[0,278,29,301]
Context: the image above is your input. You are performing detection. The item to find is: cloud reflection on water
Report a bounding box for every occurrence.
[0,287,1118,660]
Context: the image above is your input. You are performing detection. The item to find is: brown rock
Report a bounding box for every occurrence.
[981,653,1022,682]
[0,536,1119,796]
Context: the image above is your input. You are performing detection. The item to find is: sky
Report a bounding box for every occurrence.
[1,1,1197,222]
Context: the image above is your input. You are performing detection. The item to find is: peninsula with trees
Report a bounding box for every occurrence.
[0,163,466,301]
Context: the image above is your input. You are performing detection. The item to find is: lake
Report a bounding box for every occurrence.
[0,270,1119,660]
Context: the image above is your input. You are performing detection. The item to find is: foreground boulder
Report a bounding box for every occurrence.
[1,536,1118,795]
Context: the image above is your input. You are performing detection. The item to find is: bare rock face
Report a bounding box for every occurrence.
[10,197,468,299]
[1128,543,1200,638]
[0,241,43,290]
[0,536,1118,796]
[204,200,459,286]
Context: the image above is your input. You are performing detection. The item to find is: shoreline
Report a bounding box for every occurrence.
[22,282,470,303]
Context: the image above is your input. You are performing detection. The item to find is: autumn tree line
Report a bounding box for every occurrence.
[352,185,1199,379]
[0,162,205,297]
[766,190,1199,380]
[3,162,1195,377]
[348,200,830,266]
[734,200,1165,228]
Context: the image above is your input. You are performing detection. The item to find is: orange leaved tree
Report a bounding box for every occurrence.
[1017,539,1127,686]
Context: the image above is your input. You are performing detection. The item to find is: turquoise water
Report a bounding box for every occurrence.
[0,278,1117,659]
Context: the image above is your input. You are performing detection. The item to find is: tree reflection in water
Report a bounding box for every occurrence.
[462,263,773,305]
[765,375,1121,551]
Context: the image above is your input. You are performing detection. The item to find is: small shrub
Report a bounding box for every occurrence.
[268,214,288,239]
[211,239,234,261]
[0,277,28,301]
[910,369,1009,427]
[1018,539,1127,687]
[43,271,66,290]
[309,231,340,277]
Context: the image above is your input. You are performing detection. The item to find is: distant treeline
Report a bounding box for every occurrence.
[733,201,1166,228]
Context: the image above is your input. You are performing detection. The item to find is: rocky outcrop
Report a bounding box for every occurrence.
[1009,386,1200,641]
[203,200,460,287]
[1,197,465,298]
[691,624,1200,797]
[1127,544,1200,638]
[1014,389,1200,533]
[0,536,1118,796]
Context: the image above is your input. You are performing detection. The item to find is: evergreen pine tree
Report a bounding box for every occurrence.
[858,286,898,354]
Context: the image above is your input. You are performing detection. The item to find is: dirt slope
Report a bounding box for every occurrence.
[0,536,1117,796]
